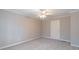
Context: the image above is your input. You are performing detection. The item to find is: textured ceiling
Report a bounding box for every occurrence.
[4,9,79,19]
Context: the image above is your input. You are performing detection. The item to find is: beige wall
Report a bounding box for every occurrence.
[0,10,41,48]
[37,13,79,47]
[42,16,71,42]
[60,16,71,42]
[42,19,50,38]
[50,20,60,39]
[71,12,79,47]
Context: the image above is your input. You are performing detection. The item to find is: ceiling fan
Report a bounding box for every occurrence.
[38,9,52,19]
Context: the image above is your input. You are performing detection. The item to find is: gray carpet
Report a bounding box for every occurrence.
[2,38,79,50]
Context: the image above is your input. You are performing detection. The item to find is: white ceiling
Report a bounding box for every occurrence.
[4,9,79,19]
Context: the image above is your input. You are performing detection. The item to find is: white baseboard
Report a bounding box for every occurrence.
[43,36,70,42]
[71,44,79,48]
[59,39,70,42]
[42,36,50,39]
[0,37,40,49]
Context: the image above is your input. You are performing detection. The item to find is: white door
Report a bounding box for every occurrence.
[50,20,60,39]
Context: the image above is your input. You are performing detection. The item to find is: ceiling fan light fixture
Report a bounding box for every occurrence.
[40,15,46,19]
[39,9,52,19]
